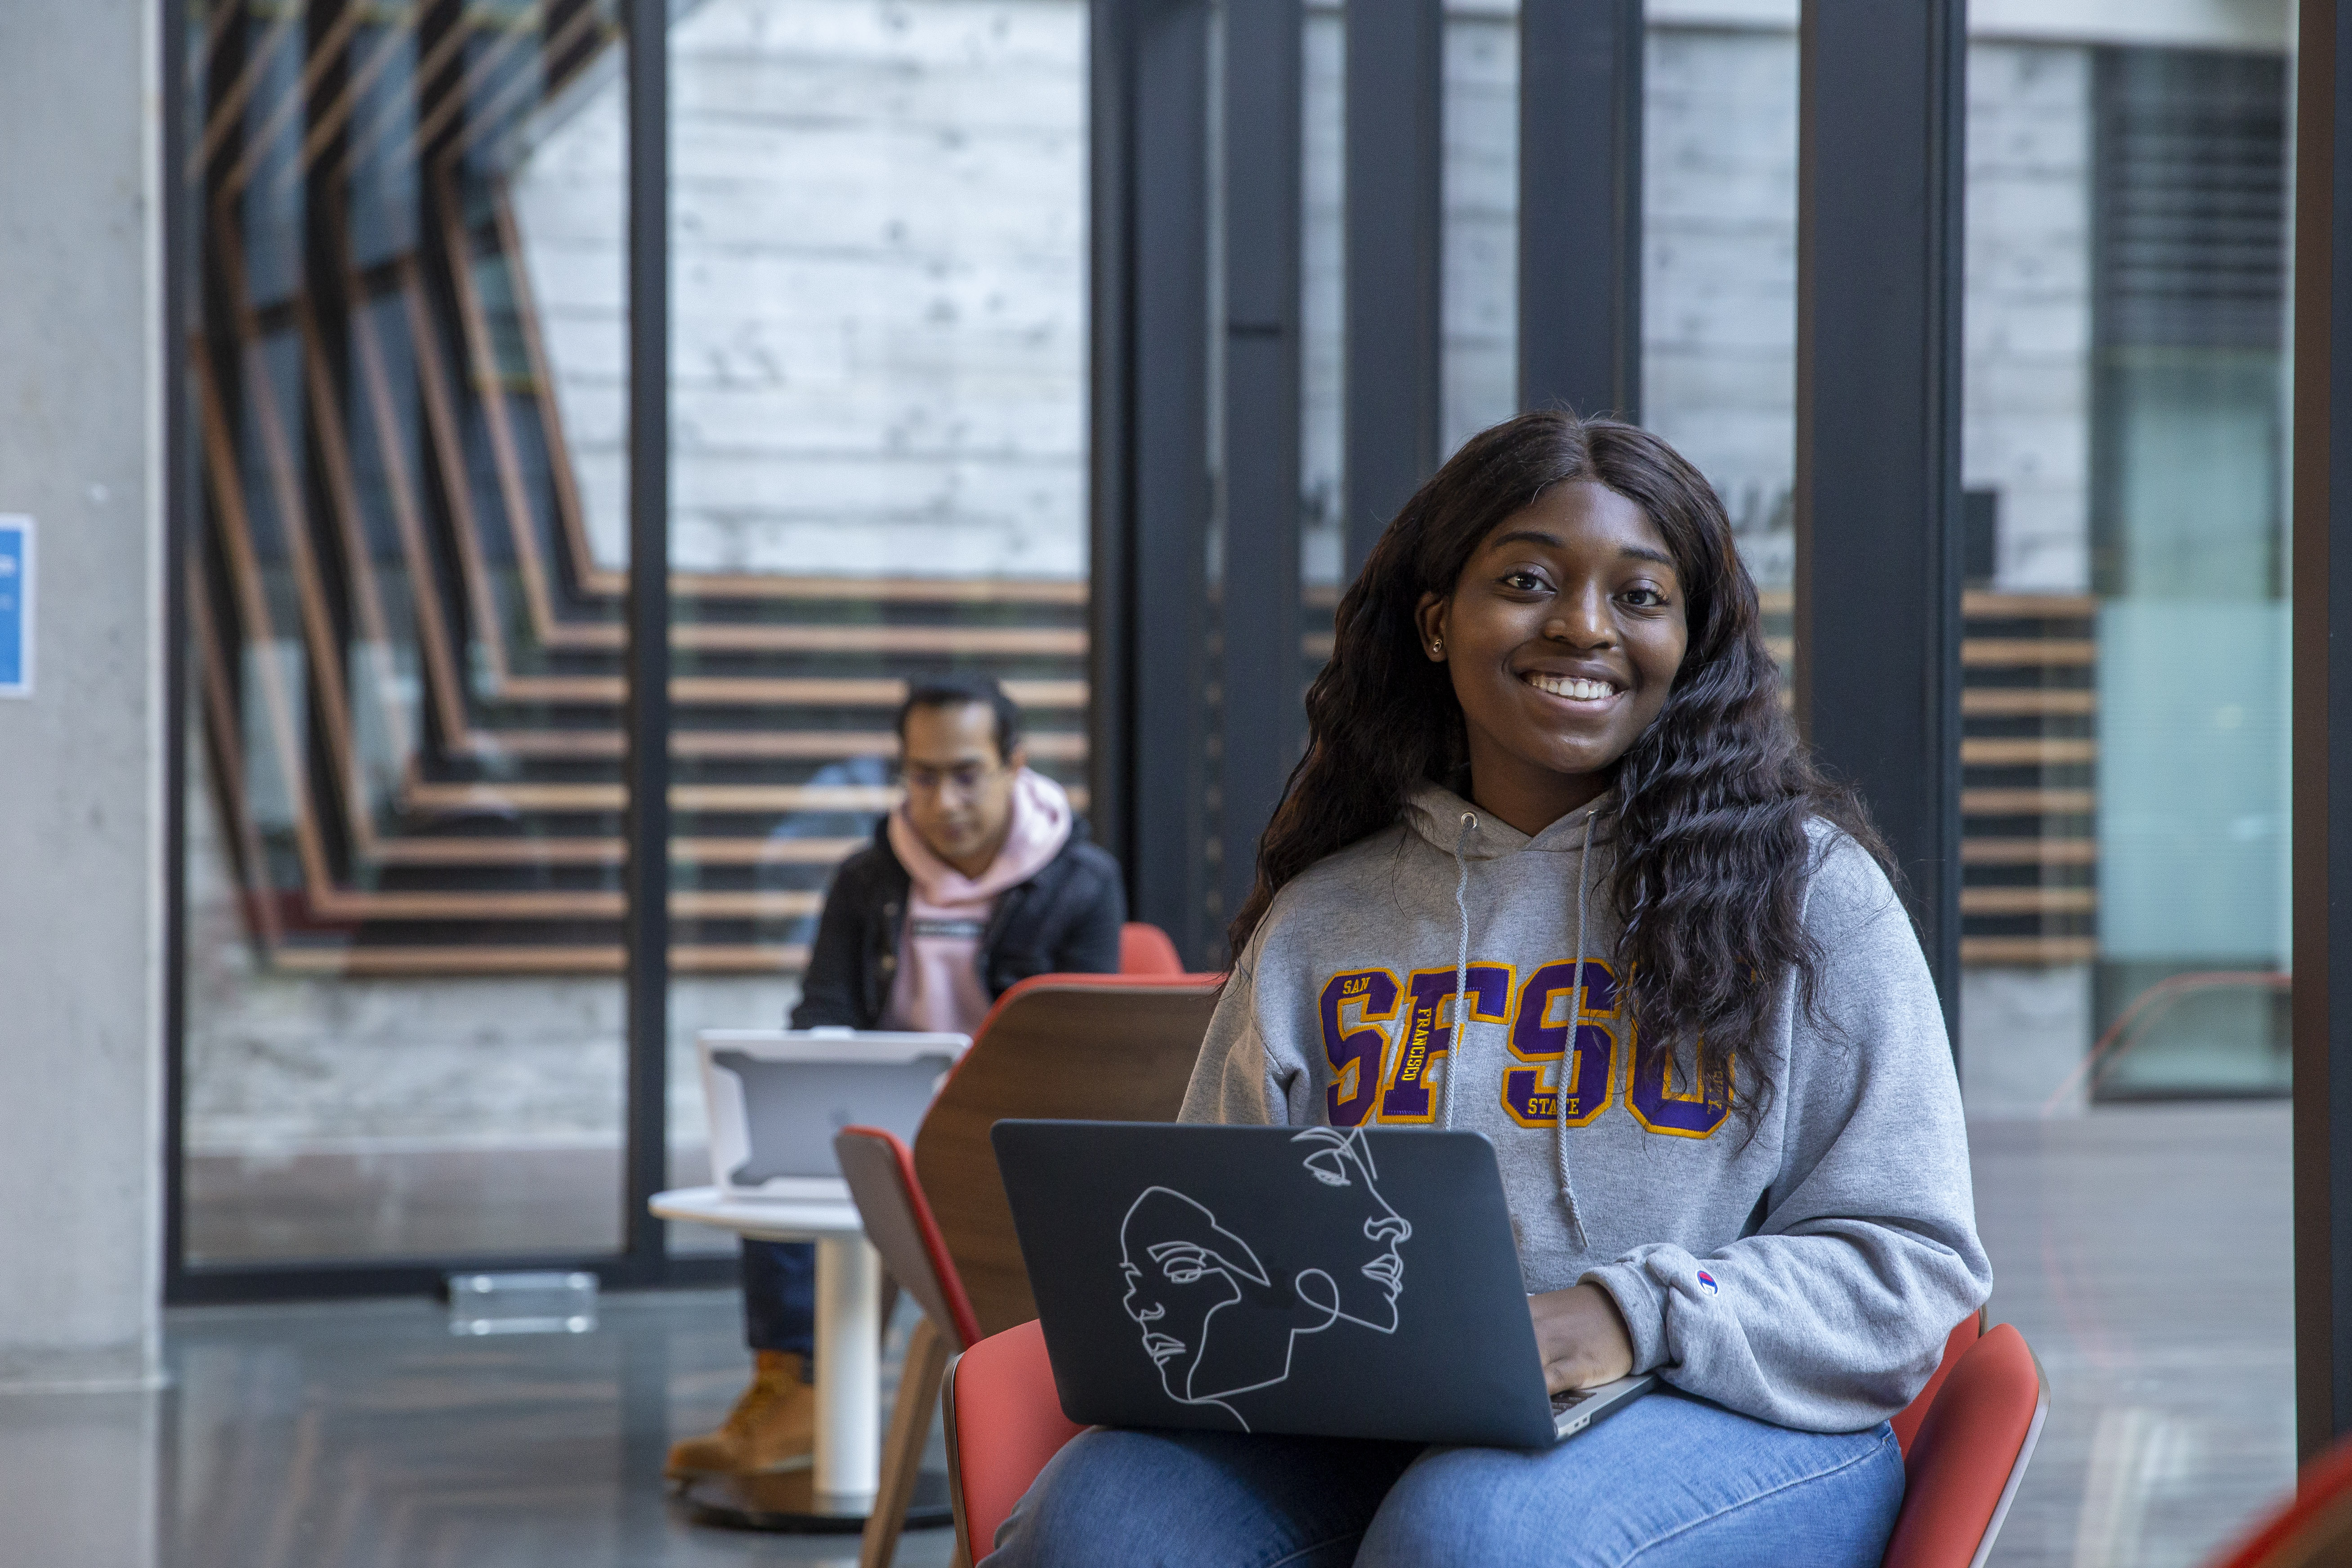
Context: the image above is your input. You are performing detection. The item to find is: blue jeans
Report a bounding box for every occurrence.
[742,1239,814,1366]
[981,1389,1905,1568]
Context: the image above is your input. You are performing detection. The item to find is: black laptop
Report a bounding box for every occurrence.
[990,1120,1654,1448]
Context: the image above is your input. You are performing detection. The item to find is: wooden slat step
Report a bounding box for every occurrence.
[482,729,1088,763]
[1961,639,2096,667]
[674,677,1087,710]
[1963,592,2097,619]
[667,573,1085,606]
[1960,837,2097,866]
[1960,737,2097,766]
[1959,886,2097,916]
[672,624,1083,657]
[398,782,1091,815]
[1962,788,2097,815]
[1962,688,2096,716]
[1747,591,2093,620]
[1961,935,2098,965]
[268,943,812,977]
[670,891,822,919]
[291,889,827,922]
[364,836,865,868]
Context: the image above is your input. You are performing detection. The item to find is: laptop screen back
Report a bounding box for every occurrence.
[992,1121,1558,1448]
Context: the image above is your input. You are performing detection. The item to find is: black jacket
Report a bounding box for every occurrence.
[788,816,1127,1029]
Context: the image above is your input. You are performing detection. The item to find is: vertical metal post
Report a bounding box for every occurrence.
[1127,0,1215,964]
[2294,0,2352,1461]
[1088,0,1136,890]
[622,0,669,1266]
[1793,1,1966,1046]
[1518,0,1642,420]
[1216,0,1304,950]
[1343,0,1443,578]
[161,0,194,1298]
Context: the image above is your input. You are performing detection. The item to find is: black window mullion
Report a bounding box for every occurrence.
[2292,0,2352,1461]
[1793,0,1966,1045]
[1518,0,1642,421]
[1343,0,1442,579]
[1216,0,1305,954]
[622,0,668,1269]
[1127,0,1216,964]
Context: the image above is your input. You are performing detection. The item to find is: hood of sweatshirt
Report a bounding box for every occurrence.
[1399,782,1616,860]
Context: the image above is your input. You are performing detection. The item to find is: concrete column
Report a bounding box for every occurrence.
[0,0,165,1389]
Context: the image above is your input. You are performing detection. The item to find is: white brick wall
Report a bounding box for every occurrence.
[513,0,1090,579]
[1965,42,2093,594]
[1641,26,1799,584]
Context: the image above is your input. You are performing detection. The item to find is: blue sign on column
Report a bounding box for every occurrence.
[0,516,31,698]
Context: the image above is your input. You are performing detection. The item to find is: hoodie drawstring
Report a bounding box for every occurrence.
[1444,811,1478,1131]
[1556,810,1595,1250]
[1445,804,1595,1251]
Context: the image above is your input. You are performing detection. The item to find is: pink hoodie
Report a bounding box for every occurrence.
[881,768,1074,1034]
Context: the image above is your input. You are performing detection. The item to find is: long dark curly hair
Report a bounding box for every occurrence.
[1230,411,1889,1108]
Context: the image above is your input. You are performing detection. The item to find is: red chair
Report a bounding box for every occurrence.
[944,1313,2043,1568]
[836,1126,984,1568]
[2200,1430,2352,1567]
[837,974,1222,1568]
[1118,921,1184,976]
[1879,1322,2048,1568]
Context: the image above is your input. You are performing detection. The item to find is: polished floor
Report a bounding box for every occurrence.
[0,1103,2298,1568]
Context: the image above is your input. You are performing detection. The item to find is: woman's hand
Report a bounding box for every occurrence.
[1528,1283,1635,1394]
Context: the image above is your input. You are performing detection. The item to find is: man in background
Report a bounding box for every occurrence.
[668,674,1126,1479]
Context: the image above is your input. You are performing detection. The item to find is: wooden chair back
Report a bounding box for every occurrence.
[912,973,1222,1336]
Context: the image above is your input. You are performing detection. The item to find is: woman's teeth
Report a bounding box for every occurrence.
[1525,673,1617,701]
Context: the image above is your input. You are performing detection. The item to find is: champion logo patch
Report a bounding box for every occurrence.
[1696,1270,1719,1296]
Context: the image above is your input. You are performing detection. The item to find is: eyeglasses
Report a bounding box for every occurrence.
[899,760,1004,800]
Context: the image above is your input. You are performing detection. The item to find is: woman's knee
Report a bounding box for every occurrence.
[1350,1446,1564,1568]
[982,1426,1409,1568]
[1353,1398,1906,1568]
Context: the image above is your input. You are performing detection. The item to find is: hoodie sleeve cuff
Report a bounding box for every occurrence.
[1581,1262,1672,1378]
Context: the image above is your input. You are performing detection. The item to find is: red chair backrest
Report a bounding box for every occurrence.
[834,1126,984,1350]
[2202,1430,2352,1568]
[1879,1323,2048,1568]
[1892,1312,1985,1458]
[945,1319,1085,1561]
[1119,921,1185,976]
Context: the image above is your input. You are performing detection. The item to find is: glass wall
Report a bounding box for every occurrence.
[657,0,1093,1246]
[1959,18,2294,1567]
[2086,48,2291,1099]
[180,0,635,1264]
[1642,5,1798,616]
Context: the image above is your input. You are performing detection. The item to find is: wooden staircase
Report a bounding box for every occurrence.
[188,0,1087,977]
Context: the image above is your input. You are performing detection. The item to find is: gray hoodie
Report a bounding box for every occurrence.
[1181,783,1993,1433]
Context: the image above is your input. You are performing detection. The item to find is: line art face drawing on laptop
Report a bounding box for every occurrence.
[1116,1126,1413,1430]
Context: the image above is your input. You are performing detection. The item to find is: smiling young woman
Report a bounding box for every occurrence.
[983,413,1989,1568]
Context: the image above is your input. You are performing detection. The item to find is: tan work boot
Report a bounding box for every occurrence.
[665,1351,816,1478]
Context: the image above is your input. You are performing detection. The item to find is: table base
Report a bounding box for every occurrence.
[673,1467,953,1534]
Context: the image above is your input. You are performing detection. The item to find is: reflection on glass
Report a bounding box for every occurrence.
[182,0,631,1262]
[1959,26,2294,1568]
[658,0,1093,1248]
[1641,18,1794,674]
[2089,48,2290,1100]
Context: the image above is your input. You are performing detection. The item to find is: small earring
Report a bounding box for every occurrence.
[1431,639,1443,655]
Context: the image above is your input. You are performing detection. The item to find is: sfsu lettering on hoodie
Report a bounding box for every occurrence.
[1318,958,1730,1138]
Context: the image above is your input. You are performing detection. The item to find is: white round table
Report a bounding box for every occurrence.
[651,1184,885,1518]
